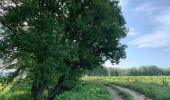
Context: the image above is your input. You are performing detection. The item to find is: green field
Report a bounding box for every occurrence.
[84,76,170,100]
[0,80,111,100]
[1,76,170,100]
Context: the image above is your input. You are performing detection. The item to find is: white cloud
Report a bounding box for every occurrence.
[104,60,139,68]
[119,0,129,7]
[127,28,140,37]
[156,9,170,29]
[129,32,170,48]
[104,60,113,67]
[135,3,161,14]
[129,8,170,49]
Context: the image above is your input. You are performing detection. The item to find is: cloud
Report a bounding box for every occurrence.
[156,9,170,29]
[129,7,170,49]
[119,0,129,7]
[135,3,161,14]
[104,60,113,67]
[129,32,170,48]
[127,28,140,37]
[104,60,140,68]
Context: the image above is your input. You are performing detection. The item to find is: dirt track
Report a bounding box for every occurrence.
[106,85,152,100]
[106,86,123,100]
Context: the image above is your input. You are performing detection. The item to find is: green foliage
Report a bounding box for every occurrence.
[0,81,112,100]
[112,81,170,100]
[0,0,127,99]
[57,82,112,100]
[162,77,168,86]
[88,67,108,76]
[88,65,170,76]
[0,82,31,100]
[84,76,170,100]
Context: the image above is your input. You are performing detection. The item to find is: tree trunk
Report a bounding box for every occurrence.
[31,81,48,100]
[48,75,65,100]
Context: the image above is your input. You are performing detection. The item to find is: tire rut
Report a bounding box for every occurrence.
[106,86,123,100]
[113,85,152,100]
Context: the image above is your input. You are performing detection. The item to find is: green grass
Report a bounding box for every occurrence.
[111,85,132,100]
[2,76,170,100]
[83,76,170,100]
[0,81,112,100]
[83,76,170,85]
[0,83,32,100]
[57,82,112,100]
[85,78,133,100]
[112,81,170,100]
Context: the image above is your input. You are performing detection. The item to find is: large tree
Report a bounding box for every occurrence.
[0,0,127,100]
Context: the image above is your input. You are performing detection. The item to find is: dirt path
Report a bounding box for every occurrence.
[106,86,123,100]
[113,85,152,100]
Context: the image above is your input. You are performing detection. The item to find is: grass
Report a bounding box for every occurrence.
[112,81,170,100]
[0,83,32,100]
[85,78,133,100]
[83,76,170,100]
[0,81,112,100]
[57,81,112,100]
[83,76,170,85]
[111,85,132,100]
[2,76,170,100]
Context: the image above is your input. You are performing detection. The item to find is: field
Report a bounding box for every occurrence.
[83,76,170,100]
[0,80,111,100]
[1,76,170,100]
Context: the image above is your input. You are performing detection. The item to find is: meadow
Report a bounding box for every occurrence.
[1,76,170,100]
[84,76,170,100]
[0,79,111,100]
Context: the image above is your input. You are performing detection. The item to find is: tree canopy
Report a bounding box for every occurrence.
[0,0,127,100]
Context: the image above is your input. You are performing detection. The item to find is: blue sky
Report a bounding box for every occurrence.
[104,0,170,68]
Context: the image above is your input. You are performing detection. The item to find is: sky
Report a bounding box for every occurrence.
[104,0,170,68]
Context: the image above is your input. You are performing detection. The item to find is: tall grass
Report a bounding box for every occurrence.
[57,82,112,100]
[0,81,112,100]
[112,81,170,100]
[83,76,170,100]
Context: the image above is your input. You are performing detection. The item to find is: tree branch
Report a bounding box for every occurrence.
[0,17,21,40]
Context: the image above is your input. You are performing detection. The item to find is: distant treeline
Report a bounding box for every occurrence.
[87,66,170,76]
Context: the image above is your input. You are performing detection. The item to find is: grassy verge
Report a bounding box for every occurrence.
[112,81,170,100]
[57,82,112,100]
[0,81,112,100]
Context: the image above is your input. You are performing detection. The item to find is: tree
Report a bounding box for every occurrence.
[138,66,162,76]
[87,67,108,76]
[0,0,127,100]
